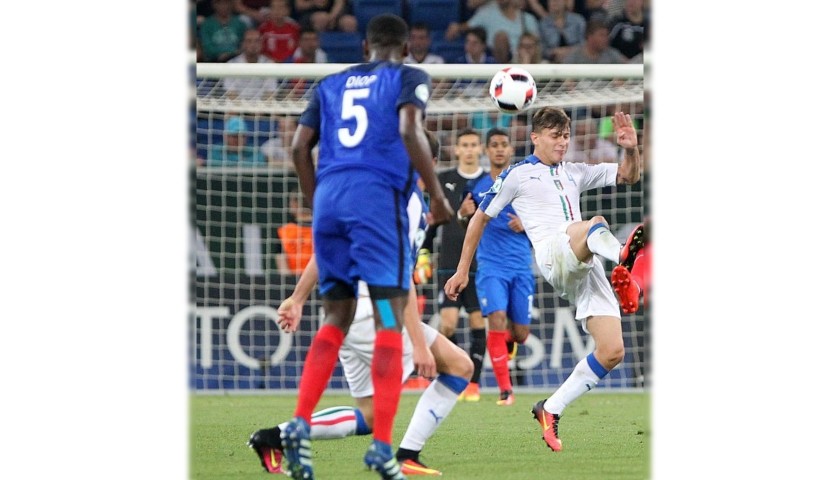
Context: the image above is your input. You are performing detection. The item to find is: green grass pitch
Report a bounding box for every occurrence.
[191,391,649,480]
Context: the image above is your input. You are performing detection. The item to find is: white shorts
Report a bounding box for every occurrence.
[534,227,620,323]
[339,316,439,398]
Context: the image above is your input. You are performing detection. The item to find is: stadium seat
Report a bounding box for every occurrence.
[407,0,461,31]
[318,31,364,63]
[351,0,403,34]
[430,30,463,63]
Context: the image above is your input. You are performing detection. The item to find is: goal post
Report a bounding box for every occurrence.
[190,63,648,392]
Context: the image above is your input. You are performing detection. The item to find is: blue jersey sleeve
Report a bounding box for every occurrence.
[298,84,321,130]
[397,66,432,112]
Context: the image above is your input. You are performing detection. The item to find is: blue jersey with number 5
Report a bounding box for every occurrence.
[299,61,432,191]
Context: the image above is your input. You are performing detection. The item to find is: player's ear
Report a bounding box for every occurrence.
[402,42,408,58]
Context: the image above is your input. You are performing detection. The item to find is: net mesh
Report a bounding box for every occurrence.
[190,64,649,392]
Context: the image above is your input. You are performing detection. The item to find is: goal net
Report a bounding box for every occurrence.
[190,63,647,393]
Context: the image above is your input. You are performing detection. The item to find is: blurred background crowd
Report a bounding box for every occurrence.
[191,0,649,66]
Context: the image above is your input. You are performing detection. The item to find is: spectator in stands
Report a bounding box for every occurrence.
[288,27,327,62]
[235,0,271,28]
[562,17,627,64]
[260,116,298,171]
[608,0,647,62]
[405,23,445,65]
[293,0,357,33]
[275,189,314,275]
[199,0,250,62]
[207,116,267,166]
[461,0,490,21]
[454,26,496,64]
[564,117,621,164]
[539,0,586,63]
[511,31,549,63]
[446,0,539,64]
[222,29,278,100]
[573,0,609,22]
[523,0,549,18]
[258,0,301,62]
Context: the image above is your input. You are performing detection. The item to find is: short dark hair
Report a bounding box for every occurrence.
[300,26,318,37]
[532,107,571,134]
[410,22,431,34]
[367,13,408,48]
[485,127,510,145]
[585,18,609,38]
[455,128,481,143]
[465,26,487,45]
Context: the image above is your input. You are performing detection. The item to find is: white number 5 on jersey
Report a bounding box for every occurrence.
[338,89,369,147]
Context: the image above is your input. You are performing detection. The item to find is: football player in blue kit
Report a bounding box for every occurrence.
[249,13,453,480]
[460,128,534,407]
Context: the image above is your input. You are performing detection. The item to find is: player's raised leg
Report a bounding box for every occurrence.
[611,222,650,313]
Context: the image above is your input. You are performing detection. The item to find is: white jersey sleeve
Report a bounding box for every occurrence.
[578,162,618,190]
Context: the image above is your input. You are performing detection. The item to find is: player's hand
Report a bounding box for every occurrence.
[277,297,302,333]
[444,270,468,301]
[428,194,454,226]
[613,111,638,149]
[506,213,524,233]
[413,249,433,284]
[412,343,437,379]
[459,193,477,218]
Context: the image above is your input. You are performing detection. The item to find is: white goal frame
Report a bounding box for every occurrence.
[190,62,648,394]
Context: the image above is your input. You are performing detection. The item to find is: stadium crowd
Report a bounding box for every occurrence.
[191,0,648,167]
[191,0,648,65]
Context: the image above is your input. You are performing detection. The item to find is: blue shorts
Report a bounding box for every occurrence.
[475,268,534,325]
[313,171,412,296]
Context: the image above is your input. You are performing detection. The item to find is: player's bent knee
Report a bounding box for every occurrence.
[455,354,474,380]
[598,344,625,369]
[438,340,474,379]
[590,215,609,228]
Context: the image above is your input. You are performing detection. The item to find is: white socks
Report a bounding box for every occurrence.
[586,223,621,264]
[399,378,460,451]
[544,353,608,415]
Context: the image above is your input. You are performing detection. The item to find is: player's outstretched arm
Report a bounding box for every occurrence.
[291,124,319,208]
[399,104,453,226]
[613,111,641,185]
[277,255,319,333]
[444,209,490,300]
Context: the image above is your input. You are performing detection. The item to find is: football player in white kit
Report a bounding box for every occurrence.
[444,107,642,453]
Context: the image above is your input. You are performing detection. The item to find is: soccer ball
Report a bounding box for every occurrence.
[489,67,537,114]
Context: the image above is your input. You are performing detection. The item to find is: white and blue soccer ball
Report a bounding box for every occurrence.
[489,67,537,114]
